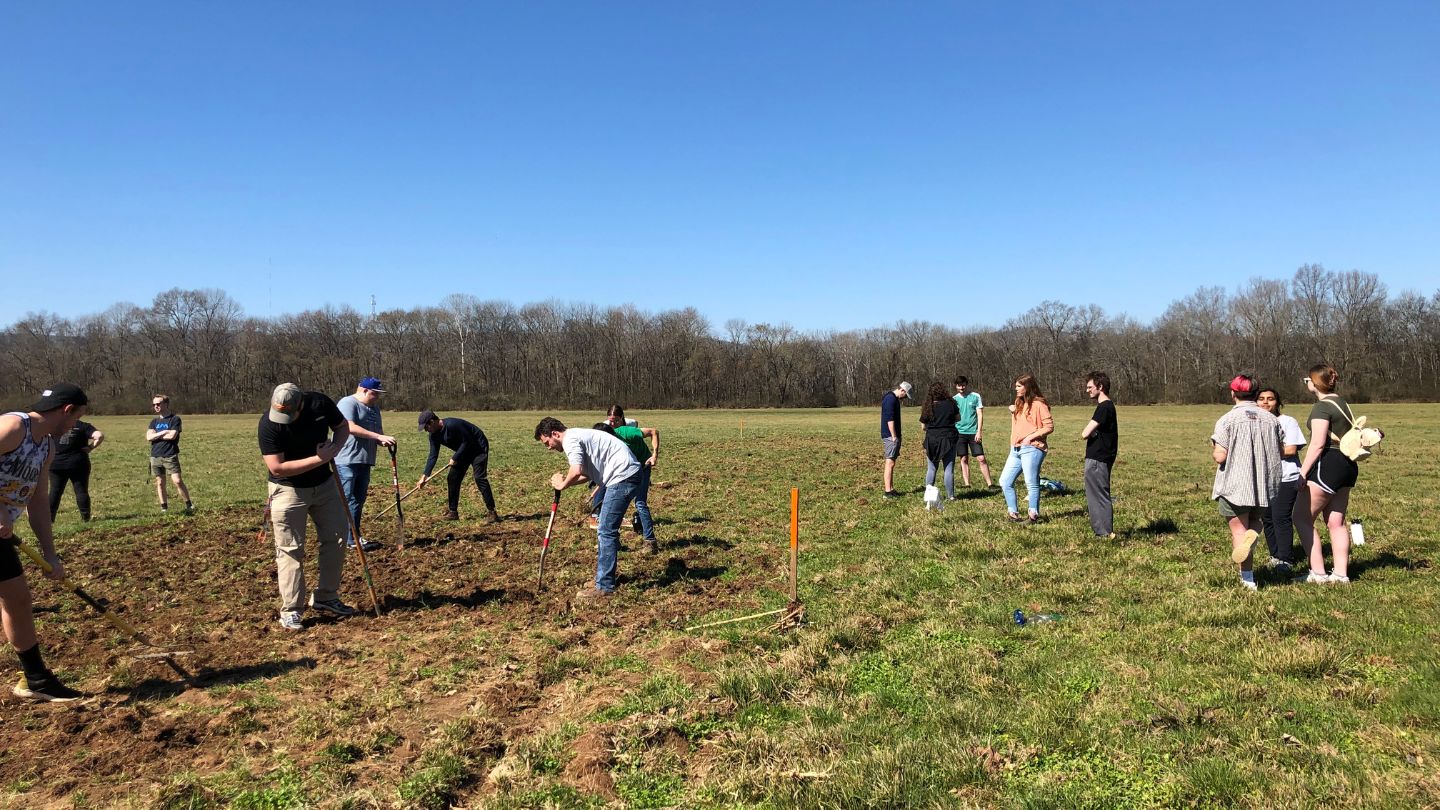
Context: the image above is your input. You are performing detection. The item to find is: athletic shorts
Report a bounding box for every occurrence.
[149,455,182,477]
[0,537,22,581]
[957,434,986,457]
[882,438,901,460]
[1307,448,1358,495]
[1216,497,1262,522]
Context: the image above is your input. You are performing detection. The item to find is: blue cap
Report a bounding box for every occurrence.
[359,377,386,393]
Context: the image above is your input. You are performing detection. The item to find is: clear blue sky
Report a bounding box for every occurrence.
[3,2,1437,332]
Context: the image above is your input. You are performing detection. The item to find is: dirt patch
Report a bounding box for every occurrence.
[0,503,764,805]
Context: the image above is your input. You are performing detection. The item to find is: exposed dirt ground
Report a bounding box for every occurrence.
[1,483,770,807]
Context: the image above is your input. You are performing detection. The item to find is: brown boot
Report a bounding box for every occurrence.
[487,509,502,524]
[442,508,459,521]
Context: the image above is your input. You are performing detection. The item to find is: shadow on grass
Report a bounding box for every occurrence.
[1136,517,1180,536]
[506,511,548,522]
[662,534,736,551]
[654,516,708,526]
[384,587,507,613]
[640,559,728,590]
[1351,550,1430,578]
[393,533,464,550]
[118,656,320,701]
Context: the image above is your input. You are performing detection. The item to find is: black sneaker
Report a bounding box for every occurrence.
[882,490,902,500]
[13,673,83,703]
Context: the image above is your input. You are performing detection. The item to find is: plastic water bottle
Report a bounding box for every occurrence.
[1351,520,1365,546]
[1030,613,1063,623]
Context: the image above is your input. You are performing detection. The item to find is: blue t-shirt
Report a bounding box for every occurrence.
[880,392,902,439]
[953,392,983,434]
[336,395,382,466]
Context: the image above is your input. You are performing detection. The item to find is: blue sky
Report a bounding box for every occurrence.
[3,2,1437,332]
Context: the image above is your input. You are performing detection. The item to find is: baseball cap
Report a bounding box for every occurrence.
[29,383,88,412]
[269,383,303,424]
[1228,374,1257,394]
[359,376,386,393]
[898,381,914,398]
[418,409,437,430]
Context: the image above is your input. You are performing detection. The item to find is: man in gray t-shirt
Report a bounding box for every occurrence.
[335,377,396,551]
[536,417,641,600]
[1210,374,1284,590]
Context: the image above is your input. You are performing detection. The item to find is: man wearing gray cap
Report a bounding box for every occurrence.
[880,381,913,499]
[257,383,355,631]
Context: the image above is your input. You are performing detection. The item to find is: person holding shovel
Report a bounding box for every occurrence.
[535,417,641,600]
[1,383,89,701]
[335,377,395,552]
[258,383,357,631]
[418,410,500,523]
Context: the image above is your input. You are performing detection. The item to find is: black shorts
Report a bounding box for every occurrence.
[957,434,986,457]
[1307,448,1358,495]
[0,537,23,582]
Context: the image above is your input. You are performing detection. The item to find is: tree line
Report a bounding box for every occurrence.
[3,265,1437,414]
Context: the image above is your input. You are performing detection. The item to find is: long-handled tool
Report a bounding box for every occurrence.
[331,465,383,617]
[536,489,561,596]
[13,537,195,685]
[387,446,406,549]
[373,466,443,519]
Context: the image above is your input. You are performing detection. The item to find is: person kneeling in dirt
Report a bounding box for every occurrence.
[1,383,90,701]
[535,417,641,600]
[418,410,500,523]
[259,383,357,631]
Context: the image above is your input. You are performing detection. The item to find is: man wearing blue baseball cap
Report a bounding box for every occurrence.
[335,377,396,552]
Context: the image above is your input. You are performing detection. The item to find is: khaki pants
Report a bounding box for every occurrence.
[269,480,347,612]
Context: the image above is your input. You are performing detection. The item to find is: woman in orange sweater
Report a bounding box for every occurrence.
[1000,374,1054,523]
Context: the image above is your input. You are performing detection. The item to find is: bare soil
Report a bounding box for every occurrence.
[1,490,765,807]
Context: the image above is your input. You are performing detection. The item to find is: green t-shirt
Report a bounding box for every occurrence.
[1308,396,1353,449]
[613,425,651,463]
[953,392,983,434]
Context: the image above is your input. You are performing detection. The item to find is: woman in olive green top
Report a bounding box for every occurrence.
[1293,364,1358,584]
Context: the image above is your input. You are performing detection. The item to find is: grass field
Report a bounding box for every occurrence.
[2,403,1437,809]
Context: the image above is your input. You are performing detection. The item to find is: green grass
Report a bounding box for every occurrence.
[20,404,1440,807]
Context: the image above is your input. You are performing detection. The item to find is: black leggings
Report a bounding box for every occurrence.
[48,465,92,521]
[1260,477,1300,563]
[447,451,496,513]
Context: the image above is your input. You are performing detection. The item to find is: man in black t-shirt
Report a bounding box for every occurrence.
[146,394,193,514]
[258,383,356,631]
[1080,371,1118,539]
[48,419,104,521]
[418,410,500,523]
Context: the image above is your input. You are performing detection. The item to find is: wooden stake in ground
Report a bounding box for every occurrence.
[778,487,806,630]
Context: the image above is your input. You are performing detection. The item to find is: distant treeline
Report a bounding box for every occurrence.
[3,264,1437,413]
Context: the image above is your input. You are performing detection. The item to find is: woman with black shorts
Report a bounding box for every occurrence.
[1293,364,1359,584]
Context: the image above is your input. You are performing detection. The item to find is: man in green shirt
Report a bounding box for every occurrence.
[953,377,993,488]
[596,420,660,555]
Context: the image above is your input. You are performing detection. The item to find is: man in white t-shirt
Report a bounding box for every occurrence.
[535,417,641,600]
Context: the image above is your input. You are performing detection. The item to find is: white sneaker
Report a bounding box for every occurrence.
[278,610,305,631]
[1240,579,1258,592]
[1326,574,1351,584]
[1231,529,1259,563]
[1293,570,1330,584]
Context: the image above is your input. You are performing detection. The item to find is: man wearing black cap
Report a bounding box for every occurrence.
[418,410,500,523]
[335,377,396,552]
[258,383,356,631]
[1,383,89,701]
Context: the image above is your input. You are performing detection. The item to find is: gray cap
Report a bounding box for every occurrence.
[897,381,913,398]
[269,383,303,424]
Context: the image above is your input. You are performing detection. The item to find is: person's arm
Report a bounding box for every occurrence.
[146,424,161,442]
[641,427,659,467]
[1022,404,1054,445]
[1212,442,1228,464]
[1297,416,1329,479]
[346,420,396,447]
[22,449,65,579]
[421,430,442,480]
[1081,419,1100,440]
[263,420,348,478]
[87,428,105,451]
[550,464,590,491]
[974,405,984,441]
[0,416,24,540]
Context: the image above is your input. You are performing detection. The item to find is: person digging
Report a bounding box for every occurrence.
[535,417,641,600]
[417,410,500,523]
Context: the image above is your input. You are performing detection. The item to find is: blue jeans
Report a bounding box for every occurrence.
[595,471,641,592]
[1000,445,1046,515]
[634,465,656,541]
[335,463,371,542]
